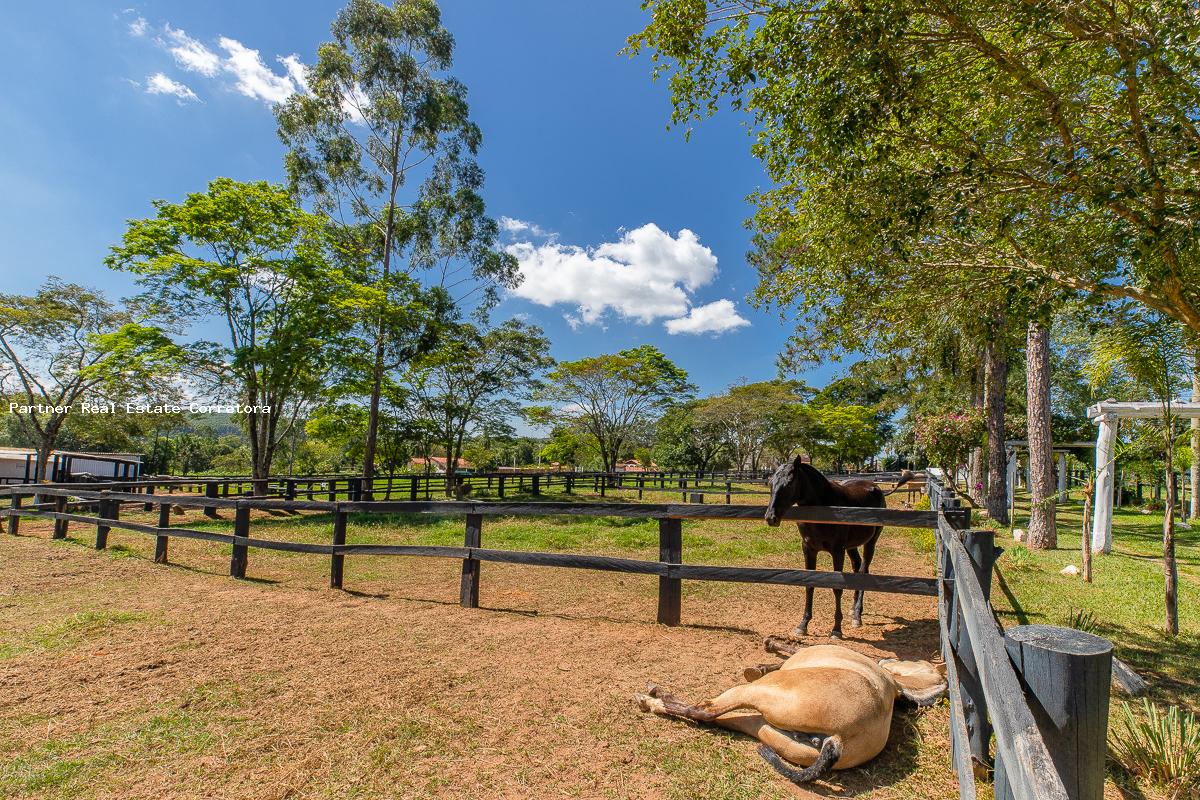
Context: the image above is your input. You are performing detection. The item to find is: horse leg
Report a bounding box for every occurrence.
[744,661,783,682]
[794,542,818,637]
[636,683,757,724]
[847,548,863,628]
[853,535,878,628]
[829,547,846,639]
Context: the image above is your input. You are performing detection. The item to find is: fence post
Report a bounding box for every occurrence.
[689,492,704,504]
[95,492,114,550]
[7,493,21,535]
[997,625,1113,800]
[143,482,155,512]
[349,477,362,502]
[330,506,347,589]
[532,474,541,495]
[285,479,296,501]
[204,481,219,518]
[725,481,732,504]
[230,502,250,578]
[657,518,682,626]
[52,495,68,539]
[155,501,170,564]
[460,513,482,608]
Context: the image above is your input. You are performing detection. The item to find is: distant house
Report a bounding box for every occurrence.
[409,456,473,474]
[614,458,658,473]
[0,447,143,484]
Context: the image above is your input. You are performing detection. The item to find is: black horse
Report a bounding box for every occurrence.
[765,458,912,638]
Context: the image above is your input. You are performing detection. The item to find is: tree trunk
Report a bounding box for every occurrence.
[1164,465,1179,635]
[969,355,985,505]
[984,334,1010,524]
[361,133,404,499]
[1191,351,1200,518]
[1026,319,1057,549]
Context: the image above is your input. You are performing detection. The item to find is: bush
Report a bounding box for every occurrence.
[1004,545,1035,571]
[1110,699,1200,799]
[913,495,931,511]
[908,528,936,554]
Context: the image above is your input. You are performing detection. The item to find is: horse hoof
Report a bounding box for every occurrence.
[646,682,661,697]
[829,630,843,640]
[851,618,862,629]
[743,667,764,682]
[793,625,809,638]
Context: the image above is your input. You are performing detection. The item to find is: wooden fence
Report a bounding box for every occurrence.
[927,470,1112,800]
[55,468,922,506]
[1,472,1111,799]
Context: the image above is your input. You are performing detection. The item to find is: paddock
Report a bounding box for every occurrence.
[1,474,1110,799]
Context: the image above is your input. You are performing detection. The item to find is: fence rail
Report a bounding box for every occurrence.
[2,483,940,622]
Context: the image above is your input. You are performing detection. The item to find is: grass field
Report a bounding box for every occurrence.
[0,485,1195,799]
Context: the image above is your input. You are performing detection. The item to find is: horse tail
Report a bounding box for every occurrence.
[880,470,916,496]
[757,735,842,784]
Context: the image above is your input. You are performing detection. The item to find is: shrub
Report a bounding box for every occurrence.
[908,528,937,554]
[913,495,931,511]
[1110,699,1200,799]
[1065,608,1100,635]
[1004,545,1035,571]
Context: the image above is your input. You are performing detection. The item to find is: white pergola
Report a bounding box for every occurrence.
[1089,400,1200,553]
[1004,440,1095,506]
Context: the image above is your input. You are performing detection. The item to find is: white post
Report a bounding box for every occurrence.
[1006,449,1017,507]
[1092,414,1118,553]
[1057,452,1068,495]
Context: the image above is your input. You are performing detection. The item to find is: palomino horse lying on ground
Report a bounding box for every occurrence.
[765,460,914,638]
[635,639,945,785]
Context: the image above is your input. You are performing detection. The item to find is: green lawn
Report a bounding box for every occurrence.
[989,494,1199,716]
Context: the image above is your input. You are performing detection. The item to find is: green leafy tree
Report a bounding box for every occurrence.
[628,0,1200,528]
[107,178,364,485]
[697,380,805,471]
[805,404,885,473]
[1087,306,1190,636]
[277,0,518,489]
[652,399,727,471]
[629,1,1200,331]
[533,345,693,473]
[538,427,590,468]
[407,319,552,491]
[0,279,182,476]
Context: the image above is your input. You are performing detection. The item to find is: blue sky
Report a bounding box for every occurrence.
[0,1,842,397]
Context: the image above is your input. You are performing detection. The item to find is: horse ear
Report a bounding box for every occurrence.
[792,455,805,470]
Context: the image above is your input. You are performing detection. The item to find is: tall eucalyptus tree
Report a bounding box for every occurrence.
[277,0,517,491]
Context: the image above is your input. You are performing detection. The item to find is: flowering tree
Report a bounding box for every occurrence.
[914,410,985,495]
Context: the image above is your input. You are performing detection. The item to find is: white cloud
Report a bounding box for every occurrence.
[136,24,372,117]
[163,26,220,76]
[219,37,298,104]
[663,299,750,335]
[499,216,550,238]
[279,54,309,92]
[144,72,199,102]
[506,223,744,336]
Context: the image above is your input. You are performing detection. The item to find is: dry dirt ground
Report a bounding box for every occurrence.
[0,502,959,800]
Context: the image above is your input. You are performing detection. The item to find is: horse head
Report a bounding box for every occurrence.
[765,456,813,527]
